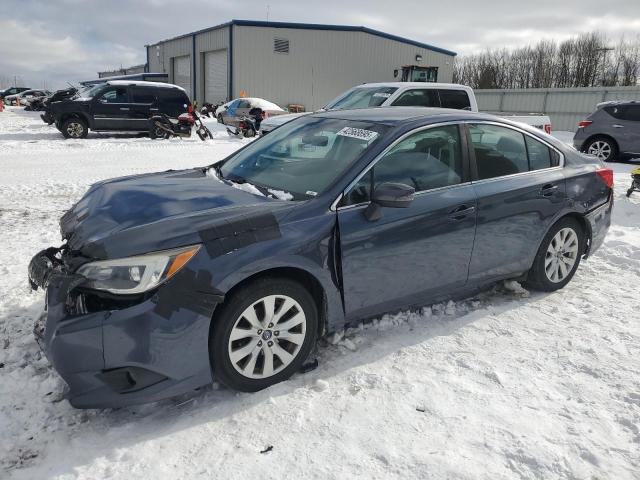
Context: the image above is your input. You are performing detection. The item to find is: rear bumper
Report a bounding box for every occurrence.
[29,251,219,409]
[584,196,612,257]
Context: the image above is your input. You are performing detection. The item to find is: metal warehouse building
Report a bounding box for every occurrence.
[146,19,456,110]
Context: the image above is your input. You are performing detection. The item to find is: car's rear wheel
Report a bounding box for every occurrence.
[585,137,618,162]
[524,217,585,292]
[210,278,317,392]
[61,118,88,139]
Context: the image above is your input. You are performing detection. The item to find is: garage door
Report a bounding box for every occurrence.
[204,50,228,103]
[172,55,191,99]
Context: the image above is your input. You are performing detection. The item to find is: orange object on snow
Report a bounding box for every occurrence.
[0,99,4,112]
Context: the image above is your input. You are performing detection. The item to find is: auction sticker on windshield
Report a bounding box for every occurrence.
[337,127,379,142]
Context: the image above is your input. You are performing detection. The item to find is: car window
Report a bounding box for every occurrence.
[526,135,559,170]
[131,88,156,104]
[613,105,640,121]
[238,100,251,108]
[391,89,440,107]
[470,124,528,179]
[157,90,189,115]
[325,86,399,110]
[439,90,471,110]
[99,87,128,103]
[342,125,463,206]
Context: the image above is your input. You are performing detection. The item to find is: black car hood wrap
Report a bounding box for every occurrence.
[60,168,296,259]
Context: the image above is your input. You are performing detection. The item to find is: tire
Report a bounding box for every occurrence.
[61,118,88,139]
[524,217,585,292]
[584,136,618,162]
[149,124,167,140]
[210,277,318,392]
[217,114,225,125]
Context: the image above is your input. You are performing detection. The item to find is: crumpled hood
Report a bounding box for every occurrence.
[61,168,295,259]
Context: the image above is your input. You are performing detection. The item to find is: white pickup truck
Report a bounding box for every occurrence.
[260,82,552,135]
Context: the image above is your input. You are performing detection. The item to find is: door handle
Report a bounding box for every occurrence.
[119,107,130,111]
[448,205,476,221]
[612,124,624,128]
[540,184,558,197]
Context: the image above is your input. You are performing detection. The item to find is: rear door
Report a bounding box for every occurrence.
[605,104,640,155]
[92,86,131,130]
[466,122,566,282]
[129,87,157,129]
[338,123,477,321]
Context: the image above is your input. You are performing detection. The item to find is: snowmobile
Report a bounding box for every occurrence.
[626,167,640,197]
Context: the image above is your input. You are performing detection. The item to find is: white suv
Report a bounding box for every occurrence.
[260,82,478,134]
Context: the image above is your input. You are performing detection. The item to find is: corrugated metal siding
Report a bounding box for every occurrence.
[232,25,454,110]
[146,36,192,87]
[476,87,640,131]
[195,27,229,103]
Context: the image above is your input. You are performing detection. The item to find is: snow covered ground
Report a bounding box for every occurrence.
[1,107,639,479]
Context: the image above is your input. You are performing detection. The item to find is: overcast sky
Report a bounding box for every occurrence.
[1,0,639,89]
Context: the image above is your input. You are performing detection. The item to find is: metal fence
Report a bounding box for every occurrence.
[475,86,640,131]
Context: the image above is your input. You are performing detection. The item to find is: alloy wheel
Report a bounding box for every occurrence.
[587,140,611,160]
[66,122,84,138]
[228,294,307,379]
[544,227,579,283]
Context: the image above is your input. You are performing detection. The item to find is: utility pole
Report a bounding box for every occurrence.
[596,47,614,86]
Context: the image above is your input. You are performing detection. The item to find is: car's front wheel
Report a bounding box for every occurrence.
[524,217,585,292]
[211,278,318,392]
[585,136,618,162]
[61,118,88,139]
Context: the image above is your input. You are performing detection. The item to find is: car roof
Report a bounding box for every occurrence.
[310,106,487,125]
[596,100,640,108]
[355,82,473,92]
[106,80,186,92]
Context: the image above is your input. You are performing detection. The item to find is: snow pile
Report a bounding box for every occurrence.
[0,110,639,479]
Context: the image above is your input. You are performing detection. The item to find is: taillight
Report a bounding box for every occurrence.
[544,124,552,134]
[596,167,614,188]
[578,120,592,128]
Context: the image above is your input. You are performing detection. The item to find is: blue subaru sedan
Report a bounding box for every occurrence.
[29,107,613,408]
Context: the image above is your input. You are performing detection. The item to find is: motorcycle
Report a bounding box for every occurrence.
[200,101,223,118]
[148,107,213,141]
[40,87,78,124]
[226,107,263,138]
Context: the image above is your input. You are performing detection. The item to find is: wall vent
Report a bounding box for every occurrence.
[274,37,290,54]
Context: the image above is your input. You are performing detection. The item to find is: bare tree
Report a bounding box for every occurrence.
[453,32,640,89]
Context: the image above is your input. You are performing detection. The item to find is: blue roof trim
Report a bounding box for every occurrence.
[147,19,456,57]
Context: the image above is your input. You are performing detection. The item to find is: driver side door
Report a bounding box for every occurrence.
[337,123,477,321]
[92,86,131,130]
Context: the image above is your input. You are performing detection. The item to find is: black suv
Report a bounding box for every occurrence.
[0,87,31,100]
[47,81,190,138]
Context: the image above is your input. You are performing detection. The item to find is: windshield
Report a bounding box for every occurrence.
[324,86,398,110]
[85,84,106,98]
[216,116,388,199]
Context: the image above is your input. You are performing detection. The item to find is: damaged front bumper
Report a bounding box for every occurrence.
[28,248,221,409]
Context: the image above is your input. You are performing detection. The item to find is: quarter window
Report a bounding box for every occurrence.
[391,89,439,107]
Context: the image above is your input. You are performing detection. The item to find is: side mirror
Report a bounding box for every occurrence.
[364,182,415,221]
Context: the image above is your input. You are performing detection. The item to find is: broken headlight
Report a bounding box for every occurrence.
[76,245,200,295]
